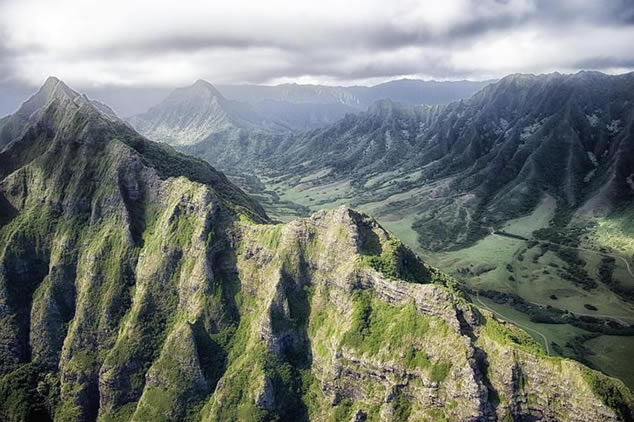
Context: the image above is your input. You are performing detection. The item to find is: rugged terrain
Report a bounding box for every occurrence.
[127,71,634,391]
[1,78,633,421]
[150,72,634,251]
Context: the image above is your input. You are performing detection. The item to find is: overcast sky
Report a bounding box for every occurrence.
[1,0,633,90]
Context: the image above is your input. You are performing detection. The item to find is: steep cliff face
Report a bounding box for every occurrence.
[0,79,632,422]
[207,208,633,422]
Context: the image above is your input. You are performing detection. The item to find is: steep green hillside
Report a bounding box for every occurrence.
[1,78,632,422]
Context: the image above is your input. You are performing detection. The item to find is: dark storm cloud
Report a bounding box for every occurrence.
[268,49,466,82]
[359,16,525,51]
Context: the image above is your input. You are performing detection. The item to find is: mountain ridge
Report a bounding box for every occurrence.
[0,76,122,151]
[128,78,493,139]
[1,77,632,421]
[216,78,493,107]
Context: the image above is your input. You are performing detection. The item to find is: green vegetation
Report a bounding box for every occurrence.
[258,225,283,249]
[477,289,634,336]
[363,238,402,279]
[341,291,455,388]
[343,292,430,357]
[430,361,452,383]
[593,206,634,255]
[391,390,412,421]
[564,334,599,367]
[582,368,634,422]
[0,363,57,421]
[585,336,634,392]
[533,205,578,246]
[598,256,634,302]
[2,76,634,421]
[333,398,353,422]
[363,237,430,283]
[482,316,545,356]
[262,359,312,422]
[425,199,634,390]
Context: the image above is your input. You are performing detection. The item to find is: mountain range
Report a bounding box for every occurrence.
[133,71,634,250]
[0,79,490,129]
[129,78,492,138]
[128,80,287,146]
[1,77,633,421]
[127,70,634,396]
[216,79,492,108]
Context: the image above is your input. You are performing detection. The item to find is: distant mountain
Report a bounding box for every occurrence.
[217,82,362,106]
[5,77,631,421]
[213,79,491,131]
[249,99,357,130]
[128,79,361,143]
[217,78,492,107]
[0,78,491,129]
[128,79,289,146]
[132,78,491,135]
[130,78,494,169]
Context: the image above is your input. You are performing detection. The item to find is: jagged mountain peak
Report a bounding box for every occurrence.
[0,77,268,222]
[129,79,292,145]
[169,79,225,102]
[17,76,123,124]
[0,77,124,150]
[17,76,80,117]
[40,76,75,96]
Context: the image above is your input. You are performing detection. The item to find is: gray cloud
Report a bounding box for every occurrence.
[573,56,634,70]
[534,0,634,25]
[0,0,632,90]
